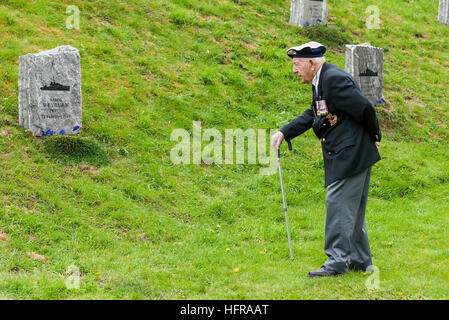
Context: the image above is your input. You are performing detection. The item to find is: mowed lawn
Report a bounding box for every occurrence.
[0,0,448,299]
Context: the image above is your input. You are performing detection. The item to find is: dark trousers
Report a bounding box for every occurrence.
[323,167,373,273]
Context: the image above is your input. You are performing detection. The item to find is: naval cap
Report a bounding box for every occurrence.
[286,41,326,59]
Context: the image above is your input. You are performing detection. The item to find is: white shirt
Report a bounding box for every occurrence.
[312,65,323,97]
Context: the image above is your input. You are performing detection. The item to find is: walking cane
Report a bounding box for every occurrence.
[277,141,294,261]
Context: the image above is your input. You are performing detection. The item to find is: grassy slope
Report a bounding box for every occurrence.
[0,0,448,299]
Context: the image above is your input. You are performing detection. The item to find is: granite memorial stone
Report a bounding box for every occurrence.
[439,0,449,25]
[19,45,82,137]
[345,43,384,106]
[290,0,328,27]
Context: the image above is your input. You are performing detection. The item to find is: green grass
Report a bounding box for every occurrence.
[0,0,448,299]
[42,135,110,166]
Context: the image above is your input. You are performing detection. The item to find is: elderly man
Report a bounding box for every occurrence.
[271,41,382,277]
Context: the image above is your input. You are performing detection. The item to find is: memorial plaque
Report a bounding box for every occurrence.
[19,45,82,137]
[439,0,449,25]
[345,43,384,106]
[290,0,328,27]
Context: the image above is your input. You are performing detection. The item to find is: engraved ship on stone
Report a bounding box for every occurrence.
[40,81,70,91]
[359,68,378,77]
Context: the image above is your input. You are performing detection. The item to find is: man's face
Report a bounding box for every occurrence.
[292,58,315,84]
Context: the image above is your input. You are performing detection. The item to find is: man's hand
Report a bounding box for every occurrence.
[271,131,285,150]
[375,141,380,149]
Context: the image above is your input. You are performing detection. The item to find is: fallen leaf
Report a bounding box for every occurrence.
[78,165,100,174]
[1,128,12,137]
[24,129,35,136]
[0,229,9,242]
[27,252,47,262]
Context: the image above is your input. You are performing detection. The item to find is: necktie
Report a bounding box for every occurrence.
[312,84,317,100]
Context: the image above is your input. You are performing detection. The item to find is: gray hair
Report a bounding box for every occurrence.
[312,56,326,64]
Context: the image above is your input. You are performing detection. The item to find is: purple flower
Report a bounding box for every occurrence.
[374,98,386,107]
[73,125,80,131]
[44,129,55,136]
[59,129,66,135]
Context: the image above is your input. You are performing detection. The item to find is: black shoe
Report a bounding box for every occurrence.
[308,266,343,278]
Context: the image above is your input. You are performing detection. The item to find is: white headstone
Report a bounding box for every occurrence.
[439,0,449,25]
[345,43,384,106]
[19,45,82,137]
[290,0,328,27]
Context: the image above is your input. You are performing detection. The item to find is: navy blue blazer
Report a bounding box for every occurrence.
[280,63,382,187]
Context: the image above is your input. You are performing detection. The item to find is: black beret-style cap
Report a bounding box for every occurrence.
[287,42,327,58]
